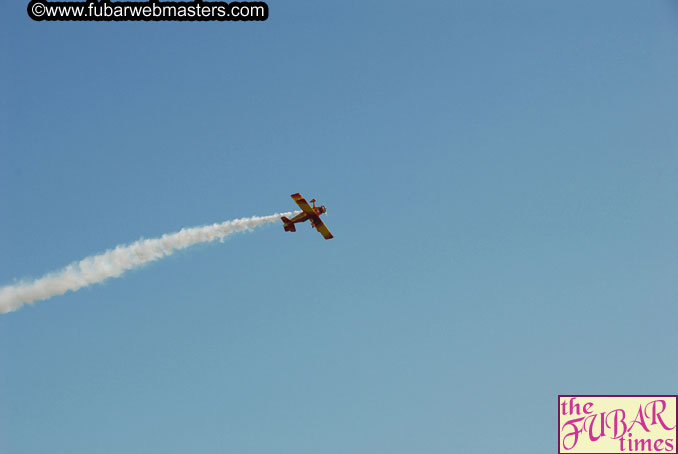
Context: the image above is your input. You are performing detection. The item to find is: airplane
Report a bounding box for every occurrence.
[281,193,334,240]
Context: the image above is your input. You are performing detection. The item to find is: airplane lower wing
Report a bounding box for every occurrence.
[291,193,316,215]
[314,219,334,240]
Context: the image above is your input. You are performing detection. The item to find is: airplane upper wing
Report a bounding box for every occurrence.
[291,193,316,215]
[314,218,334,240]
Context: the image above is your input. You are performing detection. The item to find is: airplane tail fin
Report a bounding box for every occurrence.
[281,216,296,232]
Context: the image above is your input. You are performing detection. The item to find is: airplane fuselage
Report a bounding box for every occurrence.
[289,212,319,228]
[289,205,325,228]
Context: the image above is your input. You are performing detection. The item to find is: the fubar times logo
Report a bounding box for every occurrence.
[559,396,677,453]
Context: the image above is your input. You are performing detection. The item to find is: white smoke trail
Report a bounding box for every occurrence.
[0,212,299,314]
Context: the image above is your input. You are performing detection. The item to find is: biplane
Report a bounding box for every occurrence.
[281,193,334,240]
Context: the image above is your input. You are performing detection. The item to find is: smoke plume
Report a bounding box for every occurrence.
[0,212,298,314]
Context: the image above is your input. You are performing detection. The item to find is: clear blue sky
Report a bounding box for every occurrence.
[1,1,677,453]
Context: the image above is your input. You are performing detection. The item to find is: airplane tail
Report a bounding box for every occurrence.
[281,216,296,232]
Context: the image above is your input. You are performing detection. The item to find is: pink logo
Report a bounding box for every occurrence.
[558,395,677,453]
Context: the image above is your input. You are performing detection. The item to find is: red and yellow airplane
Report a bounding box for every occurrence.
[281,193,334,240]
